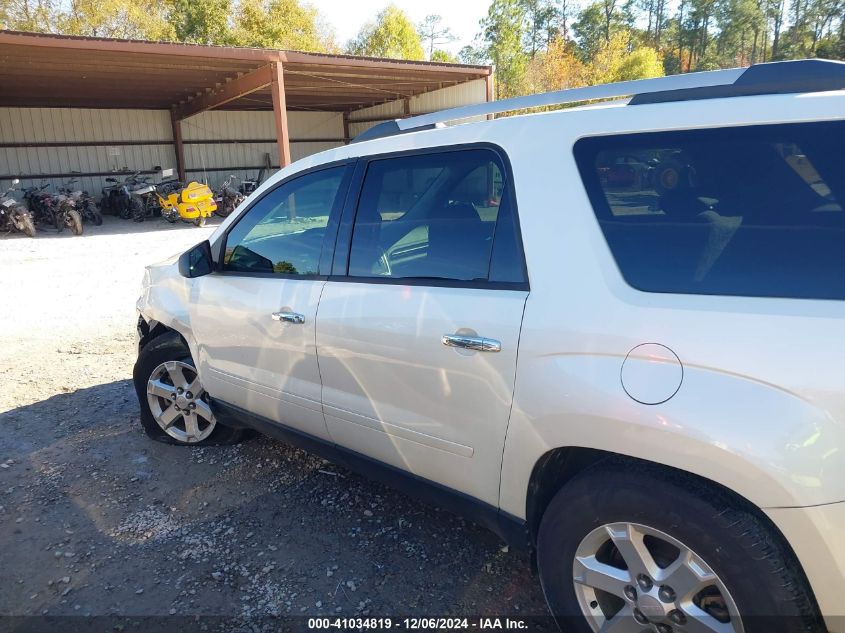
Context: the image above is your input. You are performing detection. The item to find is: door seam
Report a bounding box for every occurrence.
[496,291,530,512]
[314,279,331,437]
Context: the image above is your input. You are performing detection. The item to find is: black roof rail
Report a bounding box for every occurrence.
[630,58,845,104]
[349,120,444,144]
[350,59,845,143]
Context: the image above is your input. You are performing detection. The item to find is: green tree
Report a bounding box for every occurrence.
[615,42,665,77]
[1,0,58,31]
[573,1,630,58]
[430,48,458,62]
[230,0,331,51]
[347,5,425,60]
[58,0,175,39]
[480,0,528,97]
[417,14,456,60]
[520,0,557,56]
[169,0,233,45]
[589,32,665,81]
[457,43,489,64]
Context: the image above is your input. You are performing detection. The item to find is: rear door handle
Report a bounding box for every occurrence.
[442,334,501,353]
[271,311,305,324]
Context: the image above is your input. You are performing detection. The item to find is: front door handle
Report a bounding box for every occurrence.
[442,333,501,353]
[271,311,305,324]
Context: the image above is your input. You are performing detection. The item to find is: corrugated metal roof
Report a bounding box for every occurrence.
[0,30,491,112]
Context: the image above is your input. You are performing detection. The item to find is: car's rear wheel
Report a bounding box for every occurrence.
[537,464,822,633]
[133,332,244,445]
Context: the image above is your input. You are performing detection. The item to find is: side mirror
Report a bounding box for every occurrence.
[178,240,214,278]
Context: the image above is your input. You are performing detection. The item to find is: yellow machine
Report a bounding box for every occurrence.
[157,177,217,227]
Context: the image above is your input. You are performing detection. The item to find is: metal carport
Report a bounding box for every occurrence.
[0,31,492,194]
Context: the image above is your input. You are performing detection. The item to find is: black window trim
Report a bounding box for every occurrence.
[212,158,356,280]
[329,142,530,291]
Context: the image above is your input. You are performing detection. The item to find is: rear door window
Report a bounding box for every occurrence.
[347,148,526,286]
[575,121,845,300]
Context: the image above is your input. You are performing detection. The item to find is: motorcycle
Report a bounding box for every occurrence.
[154,169,217,227]
[60,178,102,225]
[53,189,83,235]
[0,179,36,238]
[24,183,59,230]
[24,183,83,235]
[214,174,246,218]
[128,178,162,223]
[101,171,143,219]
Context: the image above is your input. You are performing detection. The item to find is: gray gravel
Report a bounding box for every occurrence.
[0,217,548,628]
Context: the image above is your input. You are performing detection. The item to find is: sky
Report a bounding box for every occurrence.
[311,0,492,54]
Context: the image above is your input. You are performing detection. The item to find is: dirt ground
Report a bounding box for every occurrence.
[0,217,548,631]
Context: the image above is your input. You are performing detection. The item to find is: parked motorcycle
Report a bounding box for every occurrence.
[52,190,84,235]
[214,174,245,218]
[24,183,83,235]
[153,169,217,227]
[24,183,59,230]
[128,178,161,223]
[101,171,143,219]
[0,179,36,238]
[61,178,102,225]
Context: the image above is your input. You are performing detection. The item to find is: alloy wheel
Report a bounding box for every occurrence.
[146,360,216,443]
[573,522,743,633]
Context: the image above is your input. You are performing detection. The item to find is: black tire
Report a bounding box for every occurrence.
[52,208,63,232]
[133,332,244,446]
[119,198,132,219]
[86,202,103,226]
[193,215,207,227]
[129,197,145,223]
[214,200,234,218]
[13,208,36,237]
[537,463,822,633]
[66,208,83,235]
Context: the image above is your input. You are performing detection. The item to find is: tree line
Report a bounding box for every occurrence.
[2,0,843,98]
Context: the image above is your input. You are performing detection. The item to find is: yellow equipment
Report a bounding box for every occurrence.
[157,181,217,227]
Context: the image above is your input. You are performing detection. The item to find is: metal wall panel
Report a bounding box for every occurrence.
[180,111,344,189]
[409,79,487,115]
[0,107,174,199]
[348,79,488,139]
[181,111,343,141]
[0,79,486,201]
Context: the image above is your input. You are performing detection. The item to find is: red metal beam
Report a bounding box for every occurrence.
[270,62,292,168]
[171,113,186,182]
[172,63,274,120]
[486,73,495,119]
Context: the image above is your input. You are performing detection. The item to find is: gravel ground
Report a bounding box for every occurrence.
[0,217,548,631]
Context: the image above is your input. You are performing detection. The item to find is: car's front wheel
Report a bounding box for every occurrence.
[537,463,822,633]
[133,332,243,445]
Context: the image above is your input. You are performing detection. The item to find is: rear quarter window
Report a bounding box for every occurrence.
[574,121,845,300]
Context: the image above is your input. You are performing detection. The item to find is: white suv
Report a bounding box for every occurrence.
[135,59,845,633]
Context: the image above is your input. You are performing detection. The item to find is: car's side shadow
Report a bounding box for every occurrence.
[0,380,548,622]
